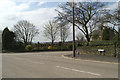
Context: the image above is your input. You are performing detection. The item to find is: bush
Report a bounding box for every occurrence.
[92,33,99,40]
[41,46,48,50]
[2,27,16,50]
[4,41,25,52]
[52,45,60,50]
[48,46,52,49]
[77,43,83,47]
[82,42,89,46]
[8,44,24,51]
[102,28,115,40]
[67,43,73,50]
[25,45,32,51]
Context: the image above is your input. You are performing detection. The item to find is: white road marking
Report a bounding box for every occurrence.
[56,66,101,76]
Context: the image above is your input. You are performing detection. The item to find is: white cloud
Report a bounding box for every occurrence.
[0,0,58,42]
[38,1,45,6]
[0,0,15,13]
[0,0,31,30]
[104,2,118,10]
[11,3,30,11]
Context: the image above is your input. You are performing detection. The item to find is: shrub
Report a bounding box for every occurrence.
[48,46,52,49]
[82,42,89,46]
[25,45,32,51]
[52,45,61,50]
[92,33,99,40]
[8,44,25,51]
[102,28,115,40]
[2,27,16,50]
[67,43,73,50]
[41,46,48,50]
[77,43,83,47]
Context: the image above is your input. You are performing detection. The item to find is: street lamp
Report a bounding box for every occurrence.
[72,0,75,57]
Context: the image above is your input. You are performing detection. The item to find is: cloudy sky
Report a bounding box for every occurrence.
[0,0,119,43]
[0,0,63,42]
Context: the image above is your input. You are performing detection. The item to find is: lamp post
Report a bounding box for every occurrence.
[72,0,75,57]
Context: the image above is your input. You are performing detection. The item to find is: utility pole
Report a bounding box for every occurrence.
[72,0,75,57]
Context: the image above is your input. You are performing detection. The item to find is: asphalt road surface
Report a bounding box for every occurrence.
[2,51,118,78]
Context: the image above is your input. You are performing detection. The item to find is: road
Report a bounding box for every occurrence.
[2,51,118,78]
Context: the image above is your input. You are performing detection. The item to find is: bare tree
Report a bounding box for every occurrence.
[97,6,120,33]
[14,20,39,45]
[113,5,120,32]
[76,32,85,43]
[43,20,59,46]
[114,4,120,25]
[112,5,120,41]
[58,22,70,43]
[55,1,105,42]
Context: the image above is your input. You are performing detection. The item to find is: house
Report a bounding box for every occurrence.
[92,30,103,41]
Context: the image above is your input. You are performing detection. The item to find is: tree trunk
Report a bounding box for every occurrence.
[86,34,90,46]
[24,40,28,45]
[51,40,54,48]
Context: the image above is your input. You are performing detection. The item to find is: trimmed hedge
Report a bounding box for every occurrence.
[89,40,114,46]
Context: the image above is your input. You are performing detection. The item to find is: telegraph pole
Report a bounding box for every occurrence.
[72,0,75,57]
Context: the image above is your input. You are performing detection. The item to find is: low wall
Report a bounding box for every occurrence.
[76,46,120,57]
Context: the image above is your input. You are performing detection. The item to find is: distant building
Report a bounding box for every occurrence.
[92,30,103,41]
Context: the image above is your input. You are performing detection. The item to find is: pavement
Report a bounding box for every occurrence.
[2,51,119,78]
[64,53,118,63]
